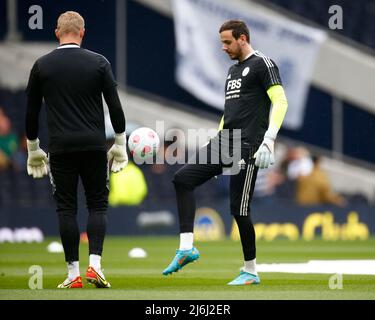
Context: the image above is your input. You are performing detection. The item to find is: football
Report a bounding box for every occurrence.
[128,127,160,161]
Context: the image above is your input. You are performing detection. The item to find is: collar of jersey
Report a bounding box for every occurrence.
[237,50,255,64]
[57,43,80,49]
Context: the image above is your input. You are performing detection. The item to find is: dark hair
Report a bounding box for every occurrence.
[219,20,250,43]
[312,155,320,165]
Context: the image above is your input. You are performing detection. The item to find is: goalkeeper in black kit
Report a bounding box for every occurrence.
[163,20,288,285]
[25,11,128,288]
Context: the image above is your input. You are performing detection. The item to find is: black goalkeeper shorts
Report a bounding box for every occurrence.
[173,139,259,216]
[49,151,109,214]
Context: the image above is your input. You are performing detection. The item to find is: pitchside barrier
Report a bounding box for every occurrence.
[0,198,373,241]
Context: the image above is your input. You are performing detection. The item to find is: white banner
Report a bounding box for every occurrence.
[172,0,327,129]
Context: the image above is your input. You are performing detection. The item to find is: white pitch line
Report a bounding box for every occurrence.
[257,260,375,275]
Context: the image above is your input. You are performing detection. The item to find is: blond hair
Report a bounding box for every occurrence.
[56,11,84,37]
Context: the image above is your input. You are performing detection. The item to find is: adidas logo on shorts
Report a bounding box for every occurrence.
[238,159,246,170]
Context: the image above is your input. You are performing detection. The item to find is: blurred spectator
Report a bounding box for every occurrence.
[108,139,148,206]
[0,107,19,170]
[275,146,313,199]
[285,147,313,180]
[108,160,148,206]
[11,134,28,172]
[142,139,183,202]
[0,149,7,169]
[296,155,347,207]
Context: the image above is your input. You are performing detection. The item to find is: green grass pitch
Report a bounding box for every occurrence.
[1,237,375,300]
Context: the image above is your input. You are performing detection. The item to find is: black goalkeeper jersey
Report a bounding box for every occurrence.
[26,43,125,155]
[221,50,282,148]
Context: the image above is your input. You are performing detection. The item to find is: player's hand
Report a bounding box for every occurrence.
[27,138,49,178]
[107,132,128,173]
[254,136,275,169]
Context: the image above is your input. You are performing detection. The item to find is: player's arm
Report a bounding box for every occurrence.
[254,84,288,169]
[266,84,288,140]
[101,57,128,172]
[254,84,288,168]
[254,58,288,168]
[25,61,49,178]
[101,56,126,134]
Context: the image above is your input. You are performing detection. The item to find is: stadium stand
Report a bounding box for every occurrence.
[0,0,374,236]
[261,0,375,50]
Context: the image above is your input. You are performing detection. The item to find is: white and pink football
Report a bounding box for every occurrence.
[128,127,160,161]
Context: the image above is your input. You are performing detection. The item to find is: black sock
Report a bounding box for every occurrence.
[234,215,256,261]
[174,183,196,233]
[58,211,80,262]
[87,210,107,256]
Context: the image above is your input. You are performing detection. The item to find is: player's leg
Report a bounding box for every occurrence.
[175,140,223,240]
[49,153,82,288]
[80,150,111,288]
[227,148,260,285]
[163,142,223,275]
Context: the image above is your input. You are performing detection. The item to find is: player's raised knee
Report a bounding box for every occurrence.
[173,170,193,190]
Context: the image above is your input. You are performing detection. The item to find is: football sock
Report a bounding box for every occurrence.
[244,258,258,276]
[234,215,256,261]
[67,261,80,280]
[89,254,101,270]
[179,232,194,250]
[87,210,107,256]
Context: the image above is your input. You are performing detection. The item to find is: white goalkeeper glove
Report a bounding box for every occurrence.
[26,138,49,178]
[254,127,277,169]
[107,132,128,173]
